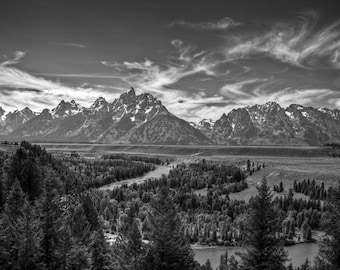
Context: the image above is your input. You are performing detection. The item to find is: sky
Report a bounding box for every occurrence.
[0,0,340,121]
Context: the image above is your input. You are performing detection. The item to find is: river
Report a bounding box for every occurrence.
[193,243,319,269]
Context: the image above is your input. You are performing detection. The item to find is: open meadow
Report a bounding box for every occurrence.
[2,142,338,201]
[36,143,332,158]
[33,143,340,199]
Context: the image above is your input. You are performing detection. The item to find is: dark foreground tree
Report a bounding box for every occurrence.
[315,184,340,270]
[90,229,112,270]
[145,185,196,270]
[238,177,287,270]
[113,209,147,270]
[0,180,44,270]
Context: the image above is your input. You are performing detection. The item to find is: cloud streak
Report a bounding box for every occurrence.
[102,40,217,94]
[224,12,340,69]
[53,42,86,48]
[170,17,241,30]
[0,65,115,112]
[1,51,26,66]
[219,78,338,110]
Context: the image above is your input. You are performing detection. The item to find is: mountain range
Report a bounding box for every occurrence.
[1,87,339,145]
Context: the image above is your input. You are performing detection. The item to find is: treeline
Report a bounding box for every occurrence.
[102,154,164,165]
[293,179,332,200]
[325,142,340,157]
[0,141,19,145]
[0,142,206,270]
[57,155,160,188]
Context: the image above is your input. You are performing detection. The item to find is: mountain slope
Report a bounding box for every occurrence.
[4,88,210,144]
[202,102,340,145]
[0,107,37,135]
[126,112,212,144]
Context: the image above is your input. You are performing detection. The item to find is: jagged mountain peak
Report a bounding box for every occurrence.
[52,100,83,118]
[21,106,32,113]
[199,118,215,126]
[41,108,51,114]
[248,101,282,112]
[288,104,305,110]
[190,118,214,132]
[90,97,109,113]
[119,87,136,103]
[2,96,340,146]
[128,86,135,95]
[220,113,228,119]
[0,107,5,122]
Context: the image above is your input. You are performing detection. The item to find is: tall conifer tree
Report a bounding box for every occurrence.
[145,185,196,270]
[315,184,340,270]
[239,177,287,270]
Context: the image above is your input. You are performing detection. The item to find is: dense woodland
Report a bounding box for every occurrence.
[0,142,339,270]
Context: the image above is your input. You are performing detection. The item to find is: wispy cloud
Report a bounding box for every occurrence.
[170,17,241,30]
[1,51,26,66]
[101,40,222,120]
[53,42,85,48]
[170,39,183,48]
[224,12,340,69]
[219,78,338,110]
[0,65,114,112]
[102,40,217,94]
[35,72,126,79]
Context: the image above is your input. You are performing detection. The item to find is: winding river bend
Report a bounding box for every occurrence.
[193,243,319,269]
[94,156,321,269]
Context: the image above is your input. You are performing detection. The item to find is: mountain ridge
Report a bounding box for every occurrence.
[1,89,339,145]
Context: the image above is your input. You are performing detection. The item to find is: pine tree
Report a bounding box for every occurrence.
[228,255,238,270]
[68,244,91,270]
[114,212,146,270]
[5,178,25,218]
[315,184,340,270]
[202,259,213,270]
[81,193,100,231]
[16,199,44,270]
[39,174,63,269]
[0,179,25,269]
[300,258,311,270]
[0,168,4,211]
[70,203,91,243]
[90,230,112,270]
[55,221,74,270]
[218,250,228,270]
[145,185,196,270]
[238,177,287,270]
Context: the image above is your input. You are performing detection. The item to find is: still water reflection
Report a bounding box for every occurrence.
[193,243,319,270]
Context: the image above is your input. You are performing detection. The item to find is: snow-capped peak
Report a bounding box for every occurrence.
[52,100,83,118]
[90,97,109,113]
